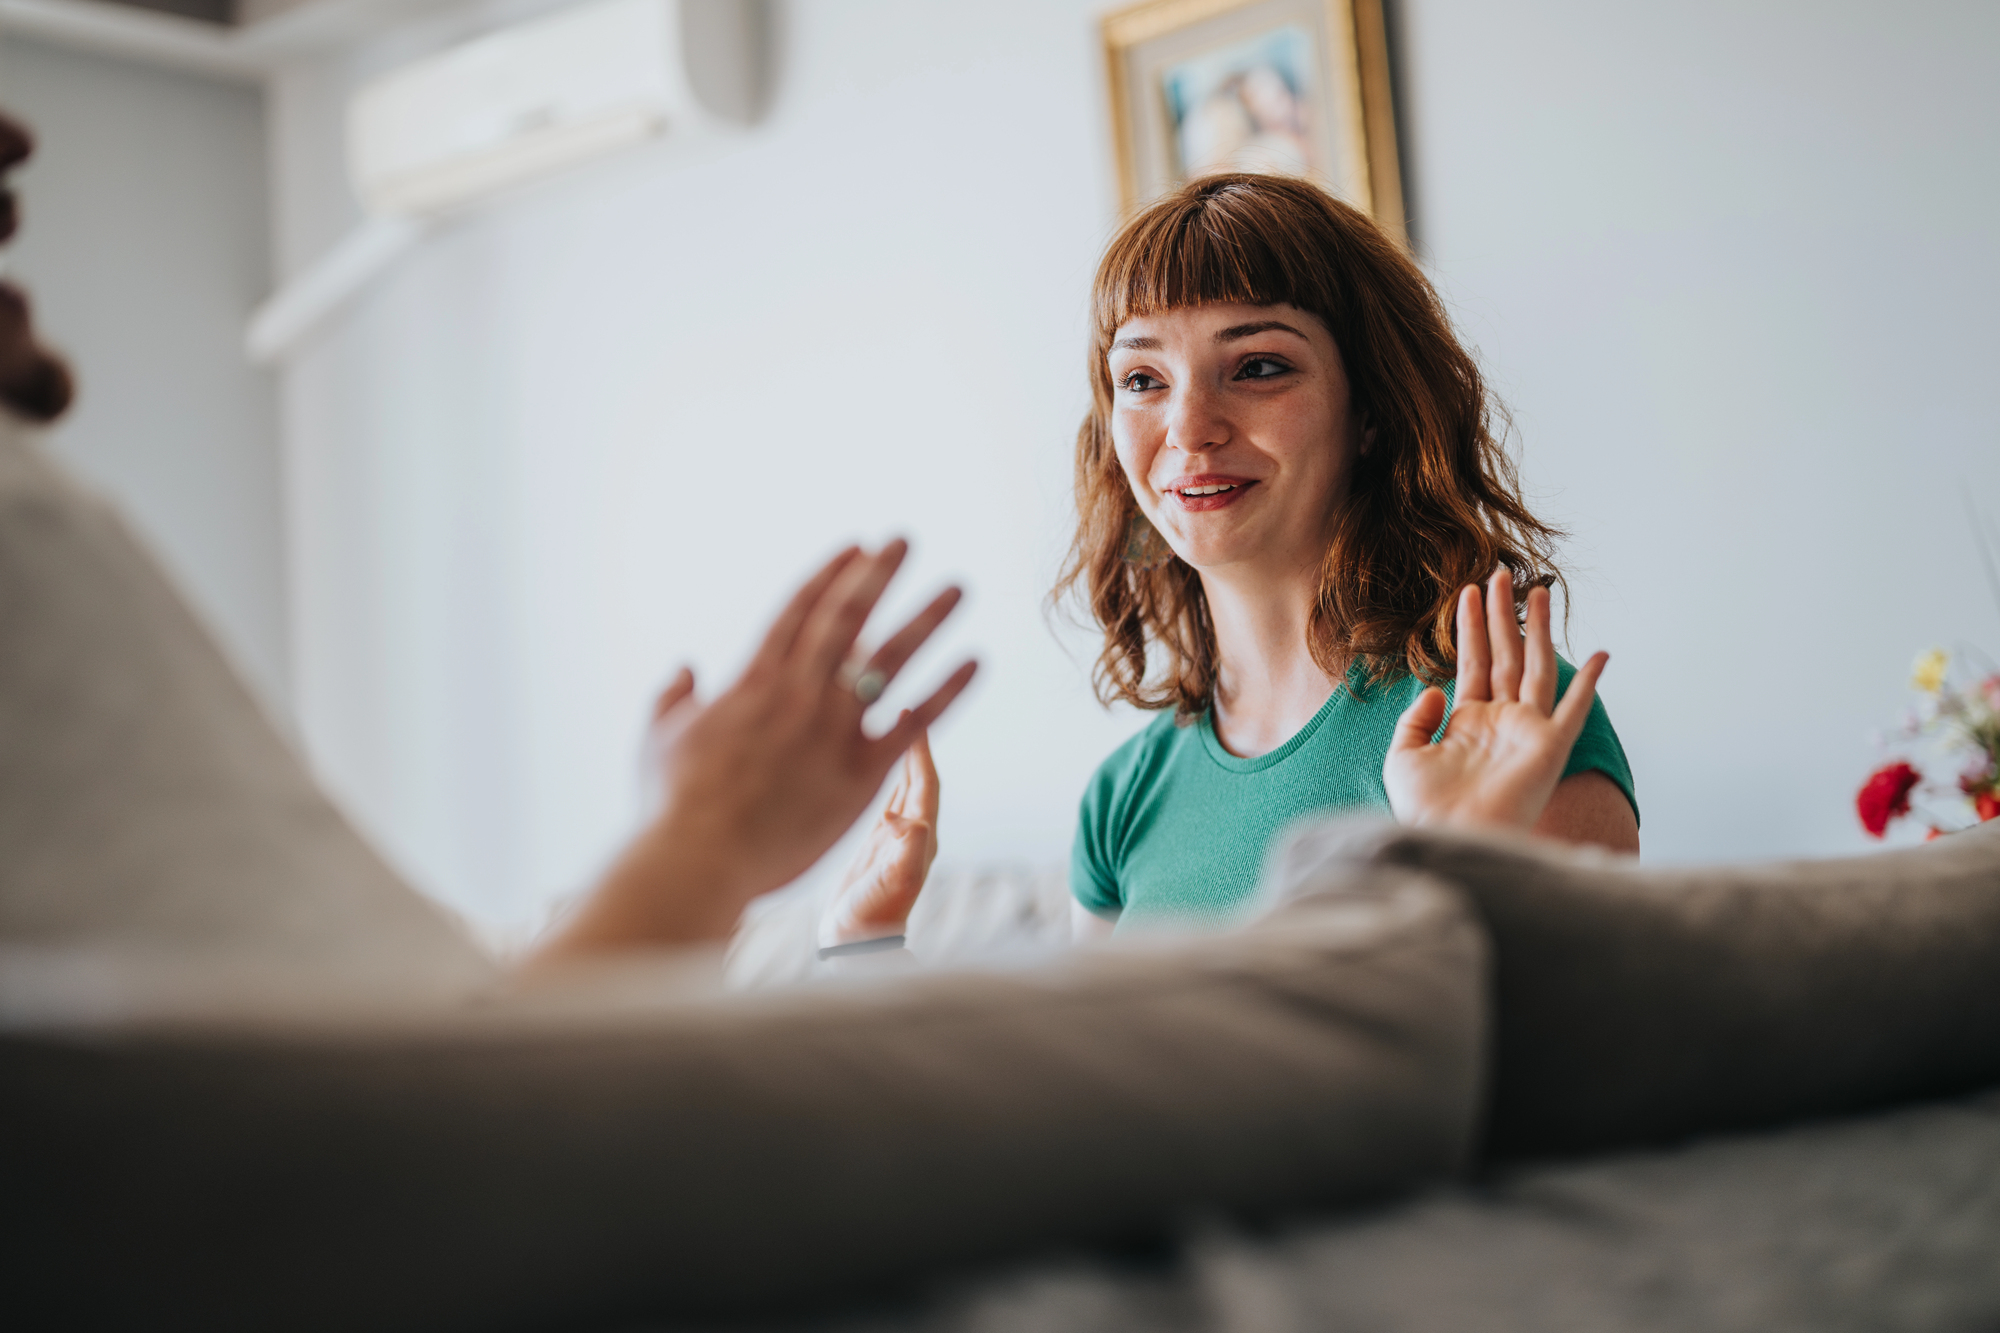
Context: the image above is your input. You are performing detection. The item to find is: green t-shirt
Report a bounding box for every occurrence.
[1072,657,1637,928]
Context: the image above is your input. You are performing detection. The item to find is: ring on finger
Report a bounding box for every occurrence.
[837,657,886,705]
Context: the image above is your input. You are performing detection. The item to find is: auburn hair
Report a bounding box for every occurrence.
[1054,172,1564,717]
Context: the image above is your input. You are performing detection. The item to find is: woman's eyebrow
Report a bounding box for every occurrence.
[1110,335,1161,351]
[1215,320,1307,343]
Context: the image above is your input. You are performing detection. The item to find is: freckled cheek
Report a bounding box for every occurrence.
[1264,397,1348,479]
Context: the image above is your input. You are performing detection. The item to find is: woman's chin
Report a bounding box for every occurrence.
[1170,540,1256,571]
[1166,525,1323,575]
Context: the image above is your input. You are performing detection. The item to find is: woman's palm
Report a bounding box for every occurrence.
[1382,570,1605,834]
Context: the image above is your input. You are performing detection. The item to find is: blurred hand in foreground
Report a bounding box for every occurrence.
[531,541,975,961]
[820,727,939,948]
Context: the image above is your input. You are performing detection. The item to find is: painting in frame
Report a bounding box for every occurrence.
[1100,0,1405,238]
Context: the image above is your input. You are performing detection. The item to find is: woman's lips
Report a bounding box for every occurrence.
[1165,477,1256,512]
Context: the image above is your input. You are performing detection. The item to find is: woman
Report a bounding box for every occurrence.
[821,172,1637,950]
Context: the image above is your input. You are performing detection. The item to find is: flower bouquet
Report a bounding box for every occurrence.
[1857,647,2000,839]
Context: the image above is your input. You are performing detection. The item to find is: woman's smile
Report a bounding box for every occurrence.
[1165,473,1259,511]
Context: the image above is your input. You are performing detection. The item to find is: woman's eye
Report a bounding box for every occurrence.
[1236,356,1291,380]
[1119,371,1163,392]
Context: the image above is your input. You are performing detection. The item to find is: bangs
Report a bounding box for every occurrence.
[1092,177,1329,340]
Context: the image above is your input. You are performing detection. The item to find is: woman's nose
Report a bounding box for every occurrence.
[1164,379,1229,454]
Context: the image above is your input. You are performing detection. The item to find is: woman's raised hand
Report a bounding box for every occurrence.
[531,541,976,960]
[820,727,939,947]
[1381,567,1606,835]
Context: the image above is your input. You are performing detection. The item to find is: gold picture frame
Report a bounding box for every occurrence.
[1101,0,1405,239]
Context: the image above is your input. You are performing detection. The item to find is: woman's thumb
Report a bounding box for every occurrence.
[1390,686,1448,752]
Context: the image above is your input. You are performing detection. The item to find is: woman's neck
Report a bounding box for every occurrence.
[1202,559,1340,759]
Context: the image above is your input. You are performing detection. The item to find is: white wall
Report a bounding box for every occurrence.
[0,36,288,712]
[265,0,2000,936]
[272,0,1145,936]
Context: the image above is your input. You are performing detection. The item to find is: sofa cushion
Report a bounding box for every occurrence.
[1270,815,2000,1160]
[0,418,489,995]
[3,865,1485,1331]
[820,1086,2000,1333]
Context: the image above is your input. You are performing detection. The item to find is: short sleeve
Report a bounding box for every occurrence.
[1070,779,1125,918]
[1554,656,1639,827]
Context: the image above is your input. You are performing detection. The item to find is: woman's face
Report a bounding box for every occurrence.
[1107,301,1360,578]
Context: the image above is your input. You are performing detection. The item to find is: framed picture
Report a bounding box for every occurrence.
[1100,0,1405,237]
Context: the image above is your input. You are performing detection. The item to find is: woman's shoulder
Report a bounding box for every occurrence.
[1082,708,1195,802]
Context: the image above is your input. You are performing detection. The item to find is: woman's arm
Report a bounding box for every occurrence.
[1535,770,1640,854]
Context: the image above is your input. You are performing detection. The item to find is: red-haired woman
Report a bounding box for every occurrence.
[822,172,1637,949]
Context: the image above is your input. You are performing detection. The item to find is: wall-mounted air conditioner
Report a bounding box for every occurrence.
[246,0,765,365]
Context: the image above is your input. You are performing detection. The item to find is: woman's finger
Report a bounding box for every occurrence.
[1486,566,1522,704]
[1389,686,1449,754]
[1550,650,1608,747]
[878,660,978,759]
[1455,584,1490,702]
[1521,586,1557,715]
[859,586,964,695]
[907,727,939,828]
[749,547,860,673]
[1453,584,1487,704]
[883,743,912,819]
[652,665,696,722]
[795,540,909,683]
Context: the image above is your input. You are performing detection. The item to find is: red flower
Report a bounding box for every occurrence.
[1857,761,1921,837]
[1977,790,2000,823]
